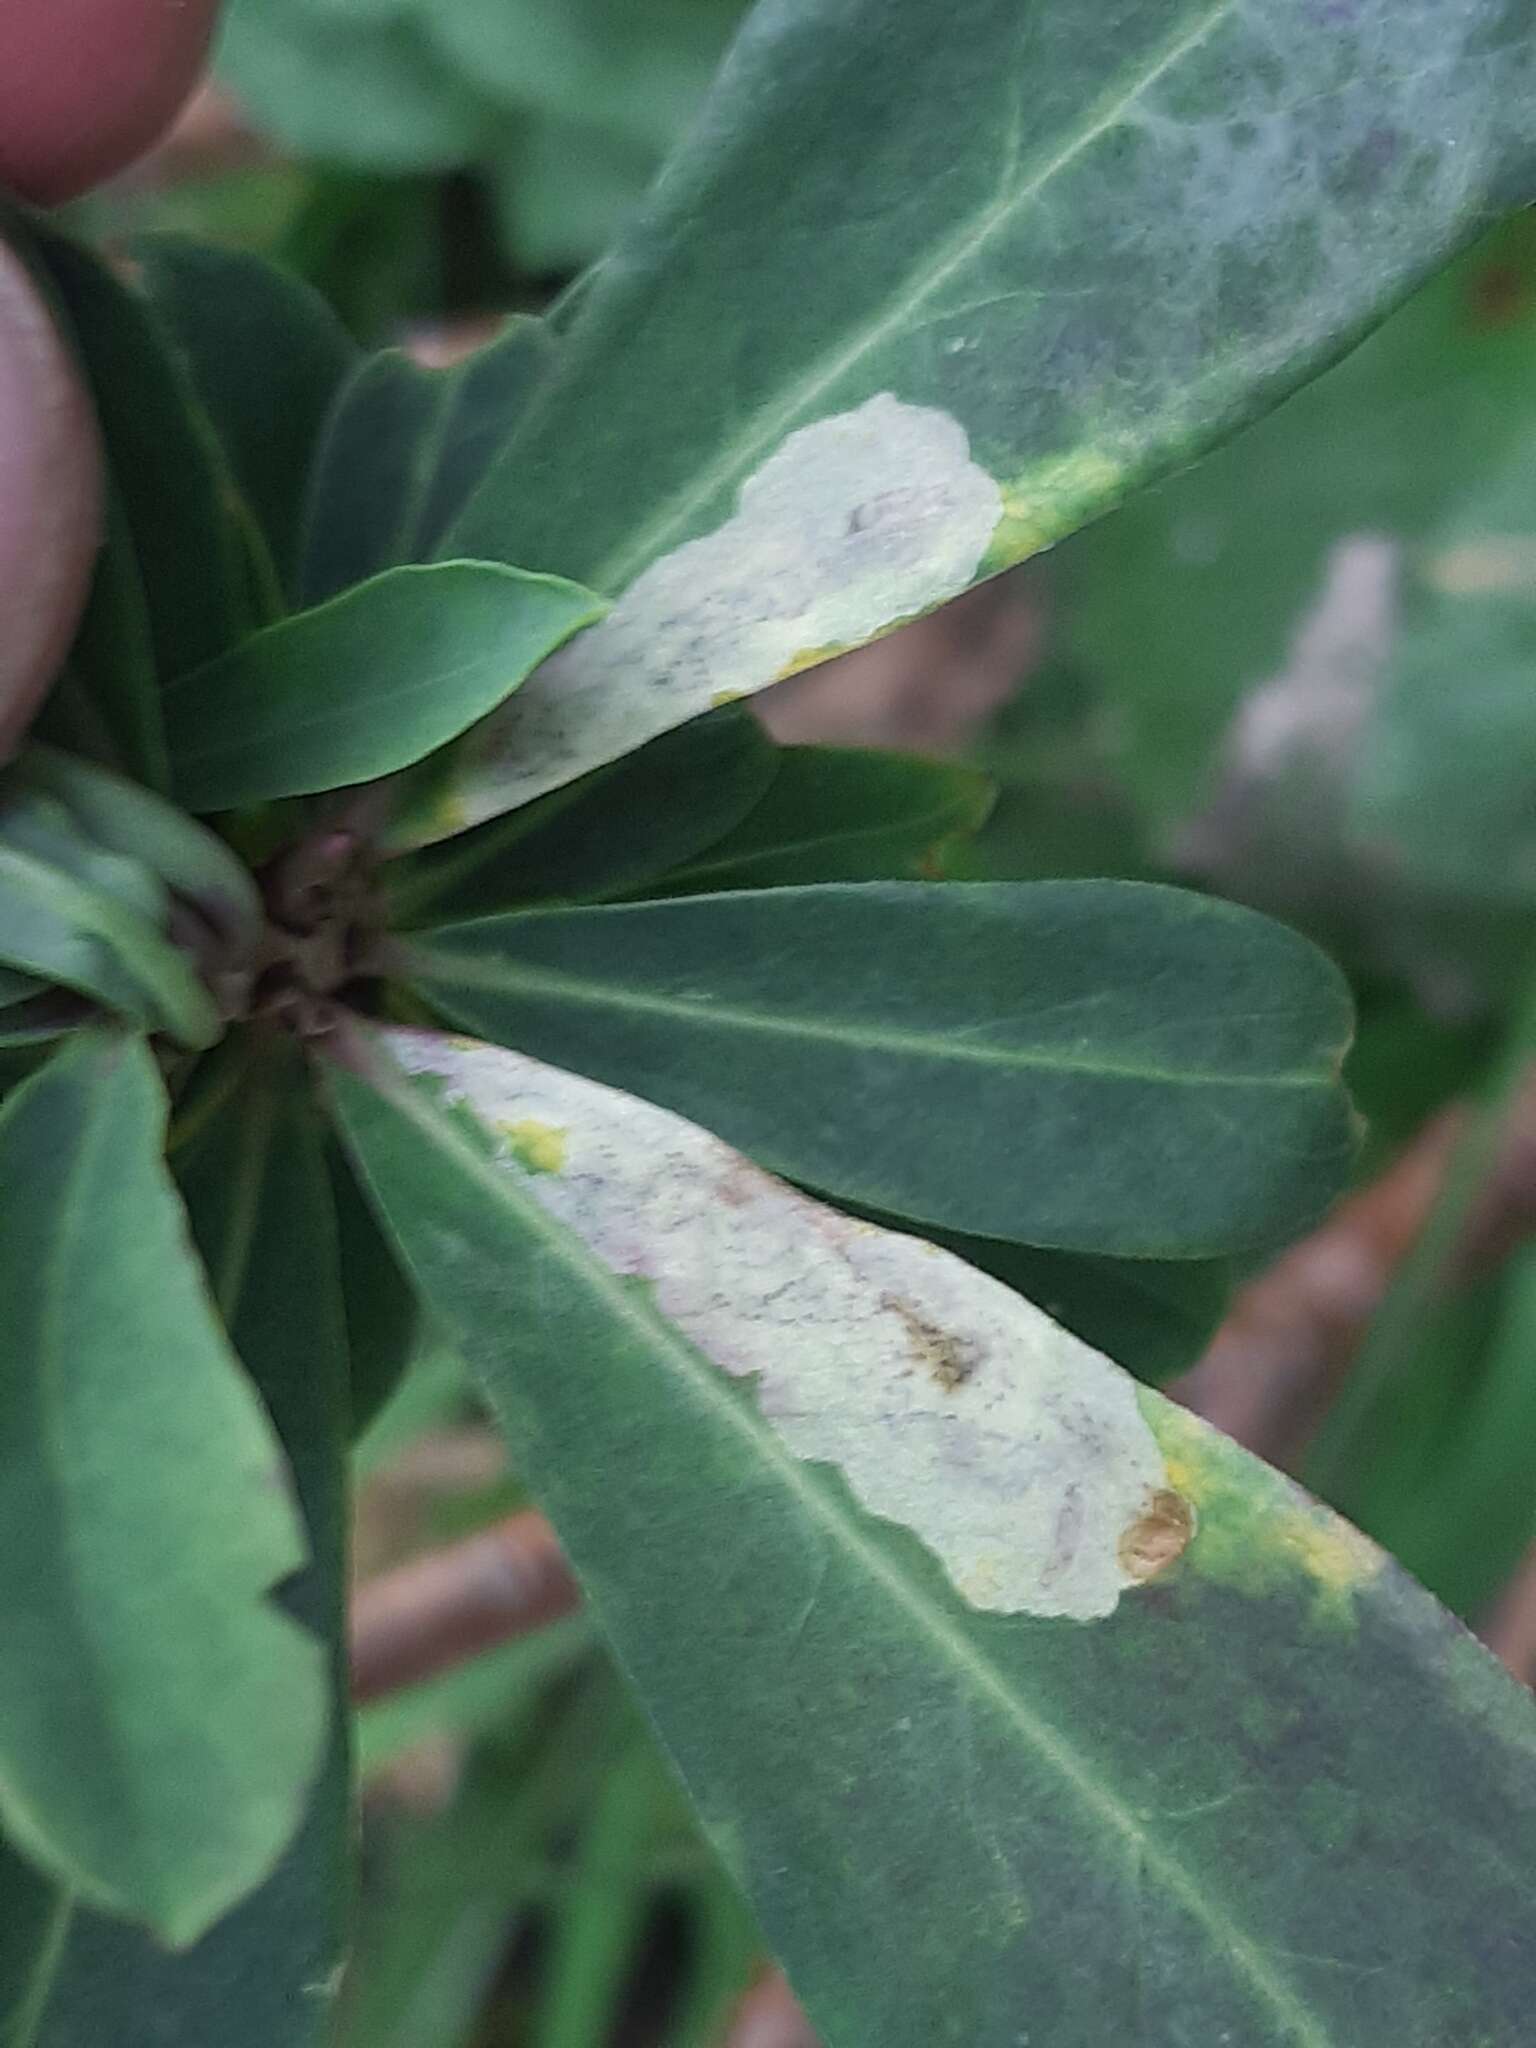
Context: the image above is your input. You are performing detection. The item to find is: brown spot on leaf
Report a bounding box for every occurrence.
[1118,1489,1195,1582]
[881,1293,983,1390]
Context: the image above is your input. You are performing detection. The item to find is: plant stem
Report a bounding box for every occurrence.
[350,1509,579,1706]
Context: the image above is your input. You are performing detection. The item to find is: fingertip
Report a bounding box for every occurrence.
[0,0,221,205]
[0,239,102,757]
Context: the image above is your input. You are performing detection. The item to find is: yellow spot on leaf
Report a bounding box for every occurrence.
[709,688,746,707]
[984,448,1126,572]
[1141,1397,1383,1622]
[1275,1511,1383,1597]
[499,1118,569,1175]
[773,640,849,683]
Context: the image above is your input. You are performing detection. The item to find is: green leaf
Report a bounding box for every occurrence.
[217,1,496,172]
[0,1033,324,1945]
[163,562,603,814]
[20,217,254,690]
[340,1672,623,2048]
[132,235,359,605]
[0,970,44,1011]
[385,706,777,922]
[533,1735,671,2048]
[15,745,263,954]
[30,1037,354,2048]
[0,1836,70,2048]
[427,0,1536,833]
[326,1027,1536,2048]
[33,492,165,790]
[400,880,1355,1258]
[0,840,221,1049]
[327,1139,423,1435]
[645,745,994,894]
[301,322,557,607]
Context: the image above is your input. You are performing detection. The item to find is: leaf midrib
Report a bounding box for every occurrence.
[582,0,1234,596]
[369,1051,1334,2048]
[409,940,1328,1093]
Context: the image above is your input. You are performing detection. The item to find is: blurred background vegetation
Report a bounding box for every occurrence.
[85,3,1536,2042]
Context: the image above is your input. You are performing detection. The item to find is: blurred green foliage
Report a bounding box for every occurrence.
[217,0,747,276]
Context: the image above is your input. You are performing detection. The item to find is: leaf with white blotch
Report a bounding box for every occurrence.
[412,0,1536,839]
[0,1033,325,1946]
[400,880,1356,1258]
[325,1024,1536,2048]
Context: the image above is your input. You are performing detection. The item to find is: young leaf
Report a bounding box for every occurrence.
[0,841,220,1049]
[301,321,557,606]
[131,235,360,605]
[385,706,777,923]
[0,1033,325,1946]
[163,562,603,814]
[645,746,994,894]
[399,880,1355,1258]
[15,744,263,953]
[424,0,1536,832]
[325,1027,1536,2048]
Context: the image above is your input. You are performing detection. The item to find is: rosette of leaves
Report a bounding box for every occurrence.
[216,0,748,274]
[6,4,1536,2043]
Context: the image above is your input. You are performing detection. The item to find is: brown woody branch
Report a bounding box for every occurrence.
[349,1507,579,1707]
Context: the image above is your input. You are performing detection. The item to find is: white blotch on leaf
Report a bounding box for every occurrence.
[420,394,1002,836]
[386,1027,1176,1622]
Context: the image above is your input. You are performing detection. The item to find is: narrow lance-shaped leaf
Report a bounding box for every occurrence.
[419,0,1536,836]
[164,561,603,814]
[19,216,255,687]
[132,235,360,606]
[385,706,777,921]
[641,746,995,896]
[325,1027,1536,2048]
[0,841,220,1050]
[33,1035,355,2048]
[0,1033,325,1946]
[300,320,556,607]
[400,880,1356,1258]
